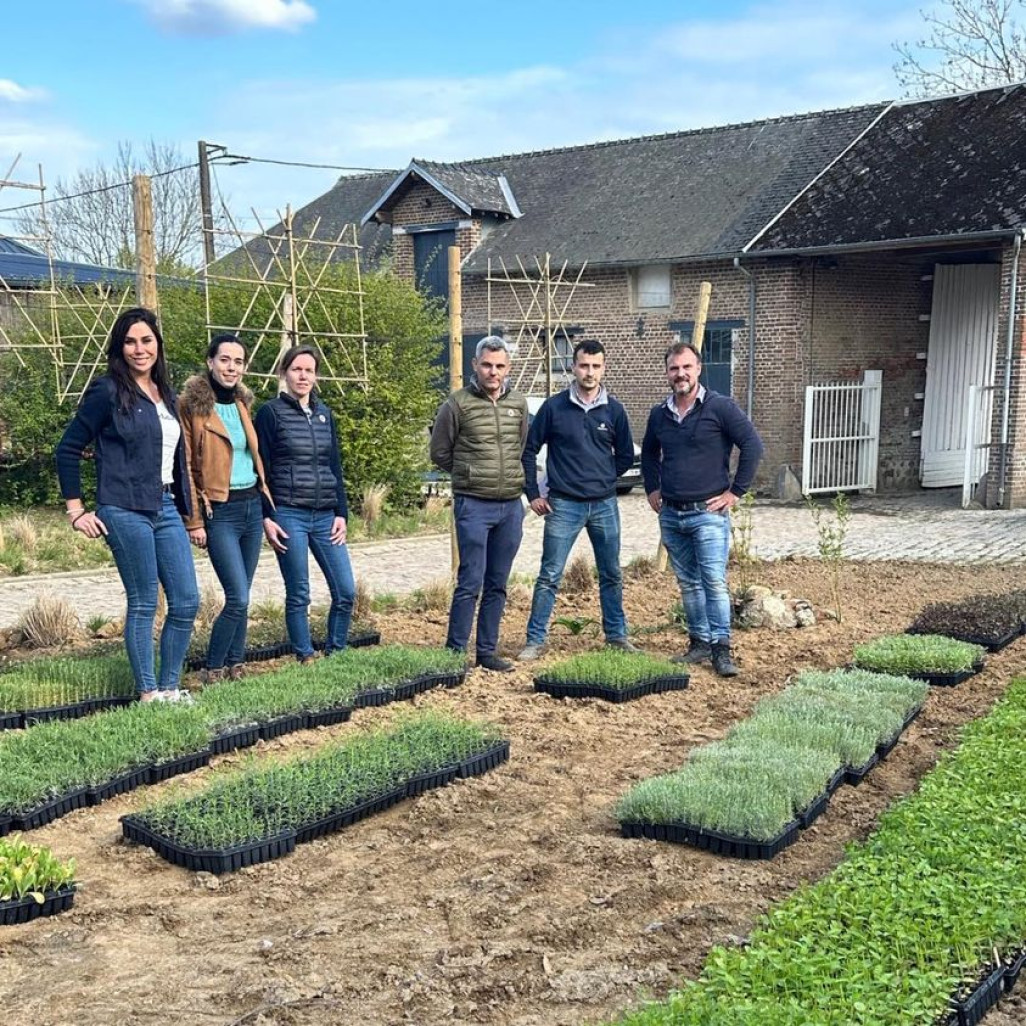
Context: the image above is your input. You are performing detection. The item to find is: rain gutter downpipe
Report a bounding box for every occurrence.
[733,256,756,418]
[998,229,1025,508]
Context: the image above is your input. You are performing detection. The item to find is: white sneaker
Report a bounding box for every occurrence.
[518,643,546,661]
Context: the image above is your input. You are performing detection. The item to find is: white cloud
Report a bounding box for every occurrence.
[0,80,46,103]
[134,0,315,35]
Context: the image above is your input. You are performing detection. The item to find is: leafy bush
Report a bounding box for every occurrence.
[610,679,1026,1026]
[134,711,503,850]
[541,650,680,688]
[0,835,76,902]
[853,633,985,675]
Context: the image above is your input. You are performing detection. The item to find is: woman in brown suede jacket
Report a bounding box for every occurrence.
[179,334,272,681]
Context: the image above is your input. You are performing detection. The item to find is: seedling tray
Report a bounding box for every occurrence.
[457,740,511,778]
[210,723,260,755]
[1004,949,1026,992]
[907,624,1022,653]
[353,687,392,708]
[0,711,22,731]
[534,674,689,703]
[258,713,307,740]
[877,706,922,760]
[12,787,90,831]
[304,704,353,729]
[909,660,984,687]
[294,787,408,843]
[121,816,298,874]
[147,748,212,784]
[844,751,881,787]
[944,962,1008,1026]
[187,629,381,671]
[826,766,847,795]
[796,791,829,829]
[22,699,96,725]
[0,814,12,837]
[621,817,801,860]
[86,765,150,805]
[406,765,458,797]
[0,884,76,926]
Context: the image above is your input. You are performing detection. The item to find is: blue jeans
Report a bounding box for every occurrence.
[526,495,627,645]
[97,493,199,694]
[204,495,263,669]
[659,507,732,644]
[272,505,355,659]
[448,495,524,657]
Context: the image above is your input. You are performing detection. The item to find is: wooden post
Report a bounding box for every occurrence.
[197,140,216,268]
[657,281,713,571]
[132,174,158,313]
[448,246,463,579]
[544,252,553,397]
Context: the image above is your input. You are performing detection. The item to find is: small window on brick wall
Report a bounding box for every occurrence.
[631,265,671,310]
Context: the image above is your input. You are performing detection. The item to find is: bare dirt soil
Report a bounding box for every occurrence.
[3,559,1026,1026]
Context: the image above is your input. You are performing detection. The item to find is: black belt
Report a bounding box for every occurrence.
[227,485,260,502]
[663,498,710,512]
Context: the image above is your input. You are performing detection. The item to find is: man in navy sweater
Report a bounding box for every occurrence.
[641,341,763,676]
[519,340,637,660]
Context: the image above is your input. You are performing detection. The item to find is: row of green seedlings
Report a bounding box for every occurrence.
[535,650,688,699]
[0,651,135,723]
[853,633,986,682]
[0,645,467,833]
[908,588,1026,651]
[609,677,1026,1026]
[616,668,929,849]
[0,834,77,926]
[124,711,507,872]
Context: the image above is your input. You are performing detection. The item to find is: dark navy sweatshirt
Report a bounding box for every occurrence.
[641,391,763,503]
[522,389,635,502]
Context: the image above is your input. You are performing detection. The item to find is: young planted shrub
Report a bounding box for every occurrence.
[0,652,135,712]
[853,633,985,676]
[0,834,76,903]
[540,650,680,687]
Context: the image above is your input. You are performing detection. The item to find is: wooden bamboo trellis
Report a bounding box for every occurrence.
[0,157,134,403]
[202,202,368,394]
[485,253,593,396]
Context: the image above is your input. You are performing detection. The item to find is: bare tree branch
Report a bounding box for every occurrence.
[15,140,202,273]
[894,0,1026,96]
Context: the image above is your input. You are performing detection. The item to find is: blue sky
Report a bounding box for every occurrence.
[1,0,931,227]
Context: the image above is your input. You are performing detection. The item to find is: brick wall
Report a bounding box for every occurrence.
[388,180,465,282]
[990,239,1026,506]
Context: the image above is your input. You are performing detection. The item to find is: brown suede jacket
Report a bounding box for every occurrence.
[178,375,273,530]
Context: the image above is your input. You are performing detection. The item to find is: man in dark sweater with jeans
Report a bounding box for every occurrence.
[519,340,637,660]
[641,341,763,676]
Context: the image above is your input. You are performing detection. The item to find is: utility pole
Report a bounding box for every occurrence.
[197,140,220,268]
[448,245,463,578]
[132,174,158,313]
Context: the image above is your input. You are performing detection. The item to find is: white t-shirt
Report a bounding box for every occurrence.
[154,401,181,486]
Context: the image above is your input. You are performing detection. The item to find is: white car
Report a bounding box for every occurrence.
[526,396,642,497]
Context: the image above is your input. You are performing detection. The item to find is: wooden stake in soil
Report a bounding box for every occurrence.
[449,246,463,580]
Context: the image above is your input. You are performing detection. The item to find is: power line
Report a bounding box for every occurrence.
[216,152,390,173]
[0,161,200,216]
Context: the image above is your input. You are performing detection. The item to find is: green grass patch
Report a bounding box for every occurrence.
[853,633,985,675]
[610,678,1026,1026]
[539,650,681,687]
[134,711,501,850]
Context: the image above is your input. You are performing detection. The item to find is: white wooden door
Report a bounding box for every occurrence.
[920,264,1000,487]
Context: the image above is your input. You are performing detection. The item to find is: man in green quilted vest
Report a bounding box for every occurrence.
[430,336,528,672]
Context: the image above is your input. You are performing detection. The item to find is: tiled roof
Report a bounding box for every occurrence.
[750,84,1026,253]
[0,237,136,286]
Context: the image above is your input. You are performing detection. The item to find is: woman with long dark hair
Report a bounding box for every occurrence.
[255,345,355,661]
[56,307,199,702]
[179,333,272,682]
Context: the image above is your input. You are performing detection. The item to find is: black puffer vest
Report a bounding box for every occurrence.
[260,393,339,510]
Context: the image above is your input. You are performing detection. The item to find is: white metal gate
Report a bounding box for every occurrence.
[962,384,996,507]
[802,370,882,494]
[921,264,1000,487]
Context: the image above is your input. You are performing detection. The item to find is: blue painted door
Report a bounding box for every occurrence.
[413,229,456,303]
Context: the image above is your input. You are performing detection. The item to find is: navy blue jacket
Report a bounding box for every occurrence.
[641,391,763,503]
[254,392,348,518]
[55,375,192,517]
[522,389,634,502]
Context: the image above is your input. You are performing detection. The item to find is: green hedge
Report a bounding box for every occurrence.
[611,679,1026,1026]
